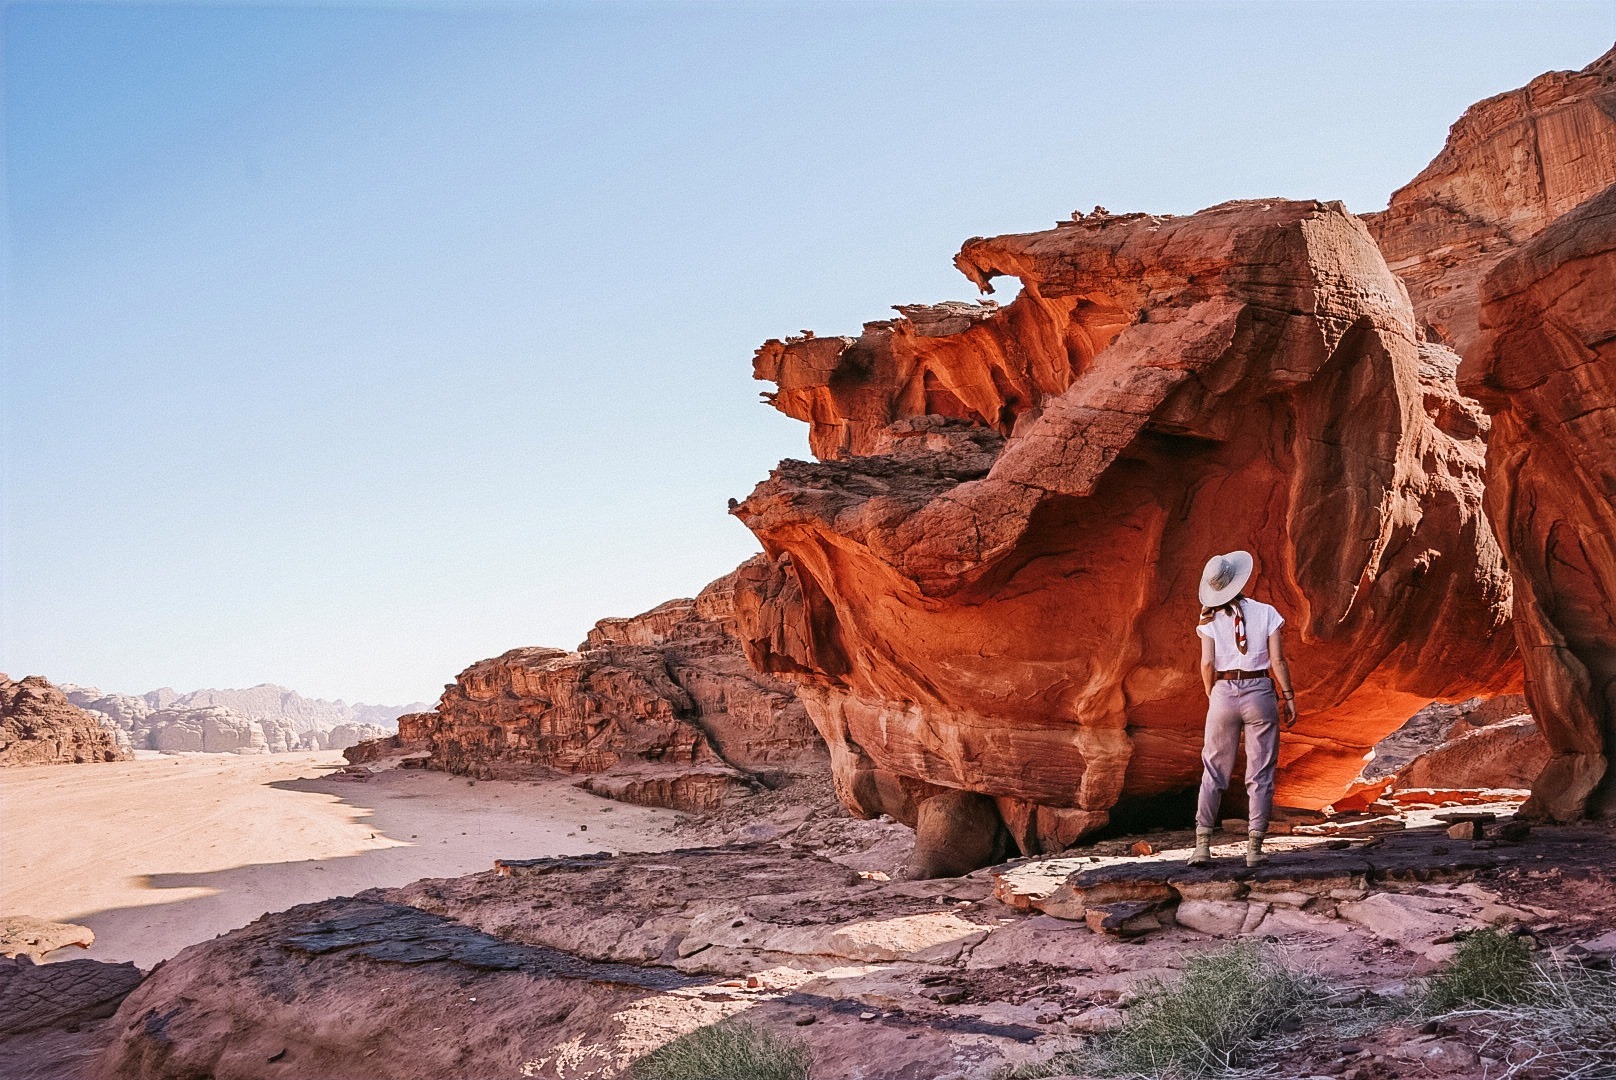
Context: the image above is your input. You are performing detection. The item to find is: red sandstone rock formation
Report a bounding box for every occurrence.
[397,561,823,811]
[1363,47,1616,354]
[1460,182,1616,821]
[732,199,1521,872]
[0,675,128,767]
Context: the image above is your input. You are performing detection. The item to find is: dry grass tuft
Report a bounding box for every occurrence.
[626,1019,813,1080]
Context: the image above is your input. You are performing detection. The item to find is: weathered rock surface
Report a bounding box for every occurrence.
[0,955,143,1036]
[1461,182,1616,820]
[92,822,1616,1080]
[0,675,128,767]
[732,199,1519,867]
[0,916,96,962]
[1392,715,1547,793]
[1363,46,1616,354]
[1342,693,1548,804]
[1358,694,1531,783]
[99,849,1021,1080]
[396,561,823,811]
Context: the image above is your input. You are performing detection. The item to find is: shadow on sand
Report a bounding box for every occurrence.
[59,766,656,969]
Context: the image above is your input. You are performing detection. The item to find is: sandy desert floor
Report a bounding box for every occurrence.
[0,752,682,968]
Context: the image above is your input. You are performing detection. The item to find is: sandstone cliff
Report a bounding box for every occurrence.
[0,675,129,767]
[1363,46,1616,354]
[383,560,823,811]
[732,199,1521,871]
[1460,181,1616,821]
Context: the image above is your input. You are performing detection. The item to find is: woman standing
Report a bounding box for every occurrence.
[1188,551,1296,868]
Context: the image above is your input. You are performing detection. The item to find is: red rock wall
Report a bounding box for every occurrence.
[0,675,129,767]
[1363,47,1616,354]
[733,200,1521,862]
[1460,182,1616,821]
[405,560,823,811]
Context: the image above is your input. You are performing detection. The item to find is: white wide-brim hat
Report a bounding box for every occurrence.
[1199,550,1254,608]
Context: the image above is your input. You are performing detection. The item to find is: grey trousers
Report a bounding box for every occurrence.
[1196,677,1280,833]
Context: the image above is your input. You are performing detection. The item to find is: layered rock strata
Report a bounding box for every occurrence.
[732,199,1521,869]
[1363,46,1616,354]
[1460,182,1616,820]
[391,560,823,811]
[0,675,128,767]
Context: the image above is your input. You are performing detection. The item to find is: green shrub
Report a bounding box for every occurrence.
[1004,941,1317,1079]
[1421,928,1539,1014]
[1098,941,1314,1076]
[626,1019,812,1080]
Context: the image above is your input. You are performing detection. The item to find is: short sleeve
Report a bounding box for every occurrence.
[1268,606,1286,634]
[1195,621,1214,641]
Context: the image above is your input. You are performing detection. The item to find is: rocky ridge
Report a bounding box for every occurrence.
[0,675,128,767]
[1363,46,1616,354]
[350,558,825,811]
[62,683,418,756]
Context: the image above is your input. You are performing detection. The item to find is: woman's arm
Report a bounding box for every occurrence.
[1269,628,1296,727]
[1200,634,1216,698]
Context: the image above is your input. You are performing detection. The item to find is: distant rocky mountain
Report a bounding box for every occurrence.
[57,682,427,757]
[0,674,130,767]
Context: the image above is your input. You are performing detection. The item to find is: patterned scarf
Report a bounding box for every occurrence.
[1197,595,1248,655]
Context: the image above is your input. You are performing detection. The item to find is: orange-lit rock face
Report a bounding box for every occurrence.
[733,200,1520,859]
[1461,183,1616,822]
[1364,47,1616,355]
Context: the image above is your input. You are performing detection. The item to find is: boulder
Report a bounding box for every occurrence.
[1393,716,1548,793]
[0,675,129,767]
[905,789,1013,879]
[731,199,1518,867]
[1358,694,1529,782]
[1363,46,1616,354]
[1461,182,1616,820]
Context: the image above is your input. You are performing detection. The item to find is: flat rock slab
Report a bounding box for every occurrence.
[282,901,696,990]
[0,955,144,1036]
[0,916,95,962]
[1005,826,1579,929]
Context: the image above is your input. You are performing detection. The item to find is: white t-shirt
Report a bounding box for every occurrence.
[1196,598,1285,671]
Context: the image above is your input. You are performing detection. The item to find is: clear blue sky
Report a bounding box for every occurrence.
[4,2,1612,704]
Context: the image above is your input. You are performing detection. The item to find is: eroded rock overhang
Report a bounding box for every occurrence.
[731,199,1521,866]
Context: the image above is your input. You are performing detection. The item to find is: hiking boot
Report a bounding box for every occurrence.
[1187,827,1214,867]
[1246,830,1268,867]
